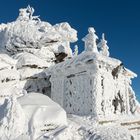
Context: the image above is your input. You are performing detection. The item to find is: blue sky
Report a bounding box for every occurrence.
[0,0,140,100]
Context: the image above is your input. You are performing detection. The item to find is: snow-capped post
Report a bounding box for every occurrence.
[82,27,99,53]
[98,33,110,57]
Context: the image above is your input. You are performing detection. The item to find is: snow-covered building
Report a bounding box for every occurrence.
[49,28,138,118]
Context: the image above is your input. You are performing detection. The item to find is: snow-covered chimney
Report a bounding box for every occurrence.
[82,27,99,53]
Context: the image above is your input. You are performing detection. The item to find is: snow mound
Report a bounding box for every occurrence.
[18,93,67,140]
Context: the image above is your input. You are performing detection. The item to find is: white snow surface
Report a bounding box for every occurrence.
[17,93,67,140]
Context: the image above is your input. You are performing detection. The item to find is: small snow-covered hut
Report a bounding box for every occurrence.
[48,28,138,118]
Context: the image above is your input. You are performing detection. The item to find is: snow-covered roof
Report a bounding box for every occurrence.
[47,51,121,73]
[47,51,137,79]
[123,68,137,78]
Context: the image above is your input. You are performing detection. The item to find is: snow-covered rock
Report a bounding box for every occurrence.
[15,52,51,69]
[0,6,77,59]
[0,6,78,96]
[18,93,67,140]
[0,54,22,104]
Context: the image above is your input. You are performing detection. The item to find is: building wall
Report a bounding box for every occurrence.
[50,66,98,116]
[51,76,64,107]
[63,72,96,115]
[96,67,131,118]
[50,61,133,117]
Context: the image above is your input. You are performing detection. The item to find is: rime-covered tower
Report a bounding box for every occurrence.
[49,27,139,118]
